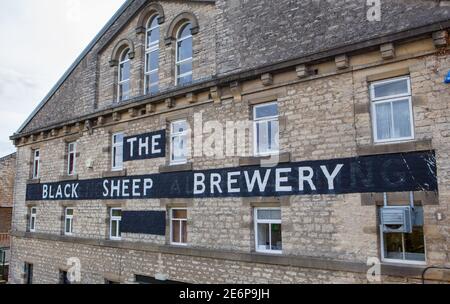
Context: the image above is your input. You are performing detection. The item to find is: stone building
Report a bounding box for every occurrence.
[7,0,450,284]
[0,152,16,281]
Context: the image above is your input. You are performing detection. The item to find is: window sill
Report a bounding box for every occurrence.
[356,139,432,156]
[59,175,79,181]
[159,163,193,173]
[102,169,127,178]
[27,179,40,185]
[239,152,291,167]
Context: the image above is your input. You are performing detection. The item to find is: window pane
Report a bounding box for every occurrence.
[113,133,124,144]
[392,99,412,138]
[255,104,278,119]
[111,221,117,237]
[172,135,186,162]
[177,37,193,61]
[177,61,192,77]
[173,210,187,219]
[112,209,122,217]
[257,223,270,250]
[271,224,282,251]
[181,221,187,244]
[172,121,187,133]
[257,122,269,154]
[177,74,193,86]
[178,23,192,39]
[119,81,130,101]
[404,227,426,261]
[65,219,71,233]
[375,102,392,140]
[373,79,409,99]
[384,233,404,260]
[147,24,160,46]
[66,209,74,216]
[146,50,159,72]
[257,209,281,220]
[172,220,181,243]
[269,120,279,151]
[120,61,130,81]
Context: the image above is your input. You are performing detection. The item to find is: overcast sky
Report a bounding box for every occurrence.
[0,0,126,158]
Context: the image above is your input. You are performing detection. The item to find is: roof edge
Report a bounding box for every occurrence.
[15,0,136,134]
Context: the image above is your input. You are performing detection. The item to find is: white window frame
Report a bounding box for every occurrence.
[111,133,124,171]
[144,15,160,95]
[118,49,131,102]
[370,76,415,144]
[254,208,283,255]
[253,102,280,157]
[109,208,122,241]
[170,208,188,246]
[67,142,77,176]
[32,149,40,179]
[64,208,74,236]
[29,207,37,233]
[170,120,188,165]
[175,23,193,86]
[379,193,427,266]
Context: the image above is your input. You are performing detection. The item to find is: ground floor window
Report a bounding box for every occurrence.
[59,270,71,284]
[170,209,187,245]
[254,208,283,254]
[24,262,33,284]
[135,275,185,285]
[109,208,122,240]
[380,193,426,264]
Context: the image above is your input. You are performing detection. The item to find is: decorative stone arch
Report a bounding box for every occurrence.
[135,2,165,35]
[164,12,199,45]
[109,38,135,67]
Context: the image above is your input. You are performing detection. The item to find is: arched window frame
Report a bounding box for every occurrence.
[118,48,131,102]
[175,22,193,86]
[144,15,160,95]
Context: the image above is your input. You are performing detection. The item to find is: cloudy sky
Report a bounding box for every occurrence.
[0,0,126,158]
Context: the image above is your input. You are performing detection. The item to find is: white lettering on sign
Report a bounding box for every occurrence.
[102,178,154,198]
[42,183,80,200]
[125,131,165,160]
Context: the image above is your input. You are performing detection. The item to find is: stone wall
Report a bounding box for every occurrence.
[0,153,16,208]
[9,35,450,283]
[19,0,449,134]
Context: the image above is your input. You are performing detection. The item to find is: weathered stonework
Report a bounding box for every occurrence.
[8,0,450,284]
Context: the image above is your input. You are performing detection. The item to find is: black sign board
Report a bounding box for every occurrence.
[123,130,166,161]
[26,151,438,201]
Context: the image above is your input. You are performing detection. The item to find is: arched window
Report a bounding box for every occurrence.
[118,48,131,102]
[175,23,193,85]
[145,15,160,95]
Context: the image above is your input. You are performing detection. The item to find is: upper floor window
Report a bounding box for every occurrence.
[176,23,193,86]
[112,133,124,171]
[118,48,131,102]
[170,120,188,165]
[253,102,279,156]
[32,149,40,179]
[145,16,160,95]
[67,142,77,176]
[370,76,414,143]
[24,262,33,284]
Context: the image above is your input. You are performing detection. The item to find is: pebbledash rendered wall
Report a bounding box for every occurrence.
[8,0,450,284]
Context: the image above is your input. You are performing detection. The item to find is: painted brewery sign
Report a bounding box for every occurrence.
[26,151,437,201]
